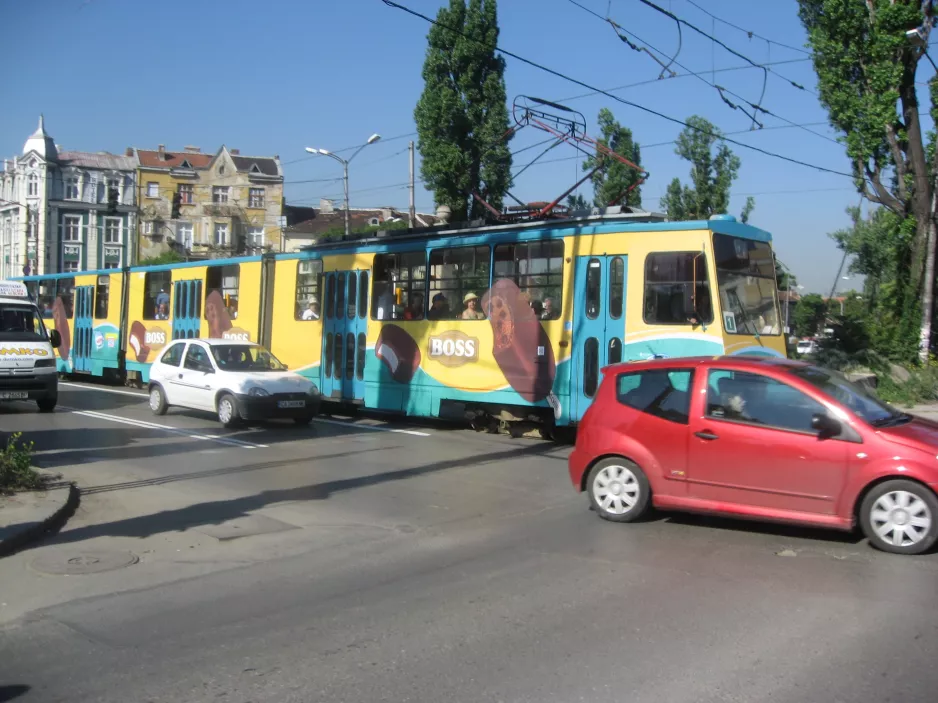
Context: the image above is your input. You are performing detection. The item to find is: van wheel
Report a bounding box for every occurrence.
[149,385,168,416]
[860,480,938,555]
[586,457,651,523]
[217,393,241,428]
[37,397,57,413]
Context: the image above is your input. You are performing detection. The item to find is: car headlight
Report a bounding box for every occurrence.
[306,383,320,396]
[34,359,56,368]
[247,387,270,397]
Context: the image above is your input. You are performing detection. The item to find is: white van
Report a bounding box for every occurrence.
[0,280,61,412]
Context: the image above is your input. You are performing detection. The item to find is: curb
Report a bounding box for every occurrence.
[0,482,81,558]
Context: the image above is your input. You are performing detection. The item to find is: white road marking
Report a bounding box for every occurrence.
[66,408,269,449]
[60,382,147,398]
[314,417,429,437]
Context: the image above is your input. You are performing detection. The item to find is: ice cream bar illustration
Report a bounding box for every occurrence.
[128,321,151,362]
[375,324,420,383]
[205,290,232,338]
[52,297,70,361]
[481,279,556,403]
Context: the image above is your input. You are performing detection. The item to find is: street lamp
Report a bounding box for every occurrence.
[305,133,381,237]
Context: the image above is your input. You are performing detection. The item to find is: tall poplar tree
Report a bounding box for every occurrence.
[414,0,513,222]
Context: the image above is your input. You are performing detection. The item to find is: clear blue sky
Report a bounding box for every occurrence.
[3,0,930,294]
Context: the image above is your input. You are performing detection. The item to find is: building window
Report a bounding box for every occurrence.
[27,173,38,197]
[146,182,159,198]
[213,223,228,246]
[248,188,265,208]
[102,248,121,269]
[177,222,193,249]
[371,251,427,320]
[63,215,82,242]
[178,184,193,204]
[493,240,564,318]
[427,245,490,320]
[144,271,171,320]
[65,176,79,200]
[296,259,323,320]
[643,252,714,326]
[212,186,229,204]
[103,217,121,244]
[63,259,80,273]
[205,265,240,320]
[246,227,265,249]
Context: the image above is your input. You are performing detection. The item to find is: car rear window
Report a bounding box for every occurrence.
[616,369,693,424]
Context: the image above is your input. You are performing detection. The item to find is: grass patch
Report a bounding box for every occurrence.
[0,432,42,493]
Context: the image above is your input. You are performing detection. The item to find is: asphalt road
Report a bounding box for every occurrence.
[1,381,938,702]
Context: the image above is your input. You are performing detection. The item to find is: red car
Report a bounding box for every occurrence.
[568,356,938,555]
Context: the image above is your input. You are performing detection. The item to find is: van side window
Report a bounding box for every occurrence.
[643,253,713,325]
[617,369,694,424]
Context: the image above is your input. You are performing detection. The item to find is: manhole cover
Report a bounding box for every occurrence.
[30,550,139,575]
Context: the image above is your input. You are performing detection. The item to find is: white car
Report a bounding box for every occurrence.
[147,338,321,427]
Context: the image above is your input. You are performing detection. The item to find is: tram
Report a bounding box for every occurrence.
[15,207,786,431]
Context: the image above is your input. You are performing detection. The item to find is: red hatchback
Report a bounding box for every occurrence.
[568,356,938,555]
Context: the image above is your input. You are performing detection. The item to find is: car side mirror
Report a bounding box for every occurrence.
[49,329,62,348]
[811,412,841,439]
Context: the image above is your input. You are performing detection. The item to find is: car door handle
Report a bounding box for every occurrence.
[178,374,183,379]
[694,431,719,441]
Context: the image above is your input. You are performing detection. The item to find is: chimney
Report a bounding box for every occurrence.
[230,148,240,155]
[158,144,166,159]
[320,199,334,214]
[125,147,133,157]
[184,145,200,153]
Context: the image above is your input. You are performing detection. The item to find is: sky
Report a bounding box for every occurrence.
[2,0,933,294]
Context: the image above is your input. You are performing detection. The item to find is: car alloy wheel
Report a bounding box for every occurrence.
[586,457,651,523]
[861,480,938,555]
[217,393,240,428]
[149,385,167,416]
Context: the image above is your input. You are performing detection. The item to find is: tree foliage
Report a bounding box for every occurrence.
[566,193,590,210]
[660,115,750,221]
[798,0,937,359]
[582,108,644,208]
[137,251,185,266]
[414,0,512,223]
[793,293,828,338]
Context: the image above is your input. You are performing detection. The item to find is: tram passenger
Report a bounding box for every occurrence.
[404,293,424,320]
[541,297,558,320]
[461,292,485,320]
[427,293,448,320]
[302,297,320,320]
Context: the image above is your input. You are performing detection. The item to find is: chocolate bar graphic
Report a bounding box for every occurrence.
[482,279,556,403]
[128,320,151,363]
[375,324,420,383]
[52,297,70,361]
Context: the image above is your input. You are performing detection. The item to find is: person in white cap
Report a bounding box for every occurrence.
[461,292,485,319]
[302,296,320,320]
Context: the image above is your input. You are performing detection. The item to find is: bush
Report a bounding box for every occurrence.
[0,432,42,493]
[875,360,938,407]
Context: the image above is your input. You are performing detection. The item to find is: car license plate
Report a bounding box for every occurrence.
[0,391,28,399]
[277,400,305,409]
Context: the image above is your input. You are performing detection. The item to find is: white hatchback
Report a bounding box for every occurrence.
[147,338,321,427]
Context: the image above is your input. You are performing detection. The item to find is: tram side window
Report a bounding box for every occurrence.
[643,252,713,325]
[57,277,75,319]
[205,265,240,320]
[295,260,323,321]
[371,252,427,321]
[34,280,55,318]
[94,275,109,319]
[427,246,490,320]
[493,240,563,320]
[143,271,172,320]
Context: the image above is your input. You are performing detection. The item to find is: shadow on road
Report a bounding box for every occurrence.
[0,685,30,702]
[657,511,865,546]
[38,441,564,547]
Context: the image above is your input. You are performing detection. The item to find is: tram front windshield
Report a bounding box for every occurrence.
[712,233,781,336]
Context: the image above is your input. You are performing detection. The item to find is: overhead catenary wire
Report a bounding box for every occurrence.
[380,0,854,179]
[684,0,812,56]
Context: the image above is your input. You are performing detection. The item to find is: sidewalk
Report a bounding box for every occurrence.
[0,472,79,557]
[908,403,938,421]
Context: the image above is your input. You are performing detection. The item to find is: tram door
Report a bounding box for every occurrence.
[321,270,368,401]
[172,280,202,339]
[571,255,627,420]
[72,285,95,372]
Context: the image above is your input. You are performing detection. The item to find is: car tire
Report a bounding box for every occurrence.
[148,384,168,416]
[586,457,651,523]
[860,479,938,555]
[37,397,57,413]
[217,393,241,428]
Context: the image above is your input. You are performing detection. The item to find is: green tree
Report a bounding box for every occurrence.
[798,0,936,360]
[138,251,185,266]
[793,293,828,338]
[566,193,589,210]
[775,256,798,292]
[660,115,752,220]
[583,108,644,208]
[414,0,512,223]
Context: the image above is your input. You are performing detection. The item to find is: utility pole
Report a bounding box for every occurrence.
[408,140,415,228]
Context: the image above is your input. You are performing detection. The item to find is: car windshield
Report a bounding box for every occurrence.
[0,303,49,342]
[790,365,906,426]
[210,344,286,372]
